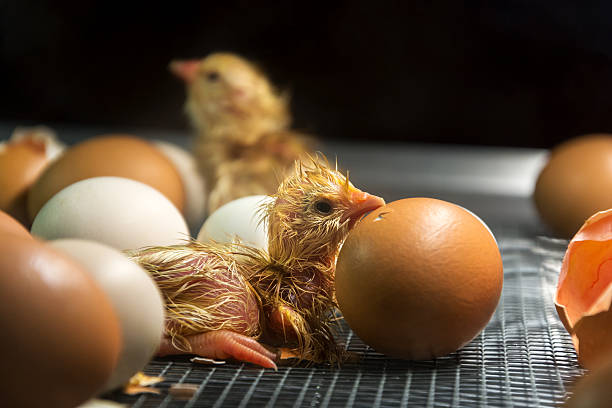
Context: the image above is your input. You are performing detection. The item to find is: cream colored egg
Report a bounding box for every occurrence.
[197,195,273,250]
[31,177,189,250]
[50,239,165,392]
[153,140,207,231]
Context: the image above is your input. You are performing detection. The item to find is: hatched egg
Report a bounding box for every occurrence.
[0,126,64,225]
[335,198,503,360]
[197,195,273,250]
[31,177,189,250]
[0,236,121,408]
[153,140,207,231]
[555,208,612,369]
[534,134,612,238]
[50,239,165,392]
[27,134,185,221]
[0,210,32,238]
[10,125,65,161]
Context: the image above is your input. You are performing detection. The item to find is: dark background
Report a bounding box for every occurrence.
[2,1,612,148]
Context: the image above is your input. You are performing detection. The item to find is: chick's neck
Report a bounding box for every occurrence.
[265,229,346,303]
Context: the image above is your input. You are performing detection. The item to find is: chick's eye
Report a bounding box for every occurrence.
[205,71,220,82]
[314,200,333,214]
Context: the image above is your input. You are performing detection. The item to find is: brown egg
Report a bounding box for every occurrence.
[0,138,51,225]
[0,236,121,408]
[335,198,503,360]
[0,210,31,238]
[564,354,612,408]
[555,208,612,369]
[534,134,612,238]
[27,135,185,220]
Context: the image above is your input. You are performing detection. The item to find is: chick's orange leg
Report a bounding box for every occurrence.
[157,330,278,370]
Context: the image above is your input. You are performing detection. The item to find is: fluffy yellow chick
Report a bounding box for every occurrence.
[170,52,315,212]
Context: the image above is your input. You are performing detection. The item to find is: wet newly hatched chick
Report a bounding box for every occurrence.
[170,52,315,212]
[128,157,385,368]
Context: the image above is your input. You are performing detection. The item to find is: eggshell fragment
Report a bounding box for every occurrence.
[555,208,612,369]
[197,195,272,251]
[27,134,185,220]
[50,239,165,392]
[10,125,65,161]
[335,198,503,360]
[0,236,121,408]
[31,177,189,250]
[534,134,612,238]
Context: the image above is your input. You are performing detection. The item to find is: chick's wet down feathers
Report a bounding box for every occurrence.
[170,52,315,213]
[128,157,385,367]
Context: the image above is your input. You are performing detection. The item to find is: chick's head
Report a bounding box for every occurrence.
[170,52,289,135]
[262,157,385,265]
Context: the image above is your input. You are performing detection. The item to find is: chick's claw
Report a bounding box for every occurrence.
[157,330,278,370]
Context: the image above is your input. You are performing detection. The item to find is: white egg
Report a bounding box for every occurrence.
[153,140,207,232]
[50,239,165,393]
[31,176,190,250]
[197,194,273,251]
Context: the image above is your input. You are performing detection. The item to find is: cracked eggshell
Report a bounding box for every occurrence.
[0,127,64,225]
[196,195,273,251]
[153,140,207,231]
[50,239,165,392]
[31,177,189,250]
[335,198,503,360]
[555,208,612,369]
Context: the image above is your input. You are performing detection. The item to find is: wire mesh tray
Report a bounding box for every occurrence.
[105,235,584,407]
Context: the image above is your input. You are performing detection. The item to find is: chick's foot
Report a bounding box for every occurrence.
[157,330,278,370]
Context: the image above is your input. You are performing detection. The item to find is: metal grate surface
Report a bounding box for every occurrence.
[105,233,584,407]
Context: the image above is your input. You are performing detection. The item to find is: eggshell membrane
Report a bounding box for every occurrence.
[555,208,612,369]
[50,239,165,392]
[30,177,189,250]
[0,236,121,408]
[197,194,273,250]
[0,210,32,238]
[0,138,50,224]
[534,134,612,238]
[27,134,185,220]
[335,198,503,360]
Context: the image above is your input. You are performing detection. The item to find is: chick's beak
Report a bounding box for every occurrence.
[169,59,200,83]
[344,190,386,228]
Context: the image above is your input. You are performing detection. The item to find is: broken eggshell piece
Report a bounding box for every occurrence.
[555,208,612,369]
